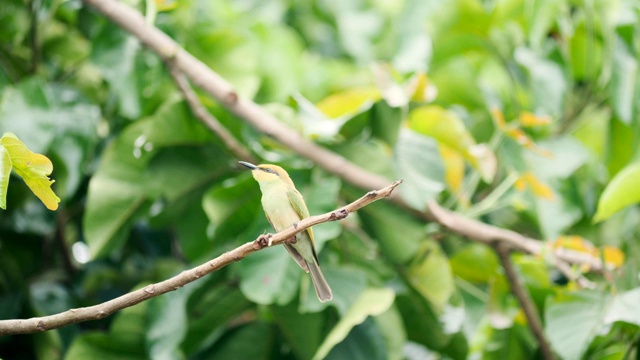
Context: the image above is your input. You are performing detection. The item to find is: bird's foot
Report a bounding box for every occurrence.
[286,236,297,244]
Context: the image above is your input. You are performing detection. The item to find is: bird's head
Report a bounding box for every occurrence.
[239,161,294,185]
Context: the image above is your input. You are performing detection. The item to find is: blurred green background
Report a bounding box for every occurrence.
[1,0,640,358]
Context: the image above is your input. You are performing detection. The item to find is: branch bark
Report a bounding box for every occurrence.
[494,244,555,360]
[165,61,257,164]
[0,180,402,336]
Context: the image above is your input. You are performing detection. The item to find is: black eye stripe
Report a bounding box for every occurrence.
[260,167,278,175]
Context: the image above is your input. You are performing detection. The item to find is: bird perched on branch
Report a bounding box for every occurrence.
[239,161,333,302]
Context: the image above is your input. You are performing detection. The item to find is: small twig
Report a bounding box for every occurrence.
[165,61,257,163]
[0,180,401,336]
[494,243,554,360]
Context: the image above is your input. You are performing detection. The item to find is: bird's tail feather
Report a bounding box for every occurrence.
[308,261,333,302]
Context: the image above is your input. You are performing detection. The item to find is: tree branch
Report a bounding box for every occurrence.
[164,60,257,164]
[494,243,555,360]
[426,200,603,276]
[0,180,401,336]
[80,0,605,277]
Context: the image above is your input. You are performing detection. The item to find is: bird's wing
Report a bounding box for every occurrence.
[266,207,309,272]
[286,188,320,264]
[286,188,314,242]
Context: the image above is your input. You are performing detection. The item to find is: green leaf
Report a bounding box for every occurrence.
[0,133,60,210]
[300,266,368,314]
[609,36,637,124]
[315,87,381,119]
[202,175,264,245]
[570,23,604,83]
[515,47,567,117]
[91,23,141,119]
[370,101,403,147]
[594,162,640,222]
[312,288,395,360]
[545,290,610,360]
[393,129,445,210]
[450,243,499,283]
[182,280,253,355]
[0,143,11,209]
[271,302,326,360]
[326,318,386,360]
[205,322,275,359]
[146,288,190,360]
[353,191,423,264]
[373,305,407,360]
[525,137,589,238]
[604,288,640,326]
[407,241,455,312]
[408,105,496,182]
[237,245,301,305]
[83,99,224,258]
[395,291,452,351]
[66,289,149,360]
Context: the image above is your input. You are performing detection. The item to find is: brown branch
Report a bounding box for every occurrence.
[427,201,603,277]
[165,61,257,163]
[494,243,555,360]
[80,0,605,277]
[81,0,390,194]
[0,180,401,336]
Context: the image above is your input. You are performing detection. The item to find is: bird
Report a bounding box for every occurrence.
[239,161,333,302]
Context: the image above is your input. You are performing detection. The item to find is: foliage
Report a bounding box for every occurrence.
[1,0,640,359]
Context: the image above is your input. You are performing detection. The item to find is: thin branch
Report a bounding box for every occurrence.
[80,0,605,276]
[165,61,257,163]
[0,180,402,336]
[427,200,603,276]
[494,243,555,360]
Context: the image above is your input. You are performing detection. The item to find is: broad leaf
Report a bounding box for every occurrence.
[594,162,640,222]
[408,105,496,182]
[545,291,610,360]
[0,133,59,210]
[237,245,301,305]
[0,143,10,209]
[312,288,395,360]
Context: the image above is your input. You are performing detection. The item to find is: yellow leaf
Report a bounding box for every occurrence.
[409,73,435,103]
[553,235,597,256]
[438,143,465,196]
[601,246,625,268]
[155,0,178,11]
[409,105,496,182]
[1,133,60,210]
[316,87,381,118]
[519,112,551,127]
[491,108,507,129]
[492,108,552,157]
[0,145,11,209]
[524,172,555,200]
[514,172,555,200]
[514,176,527,192]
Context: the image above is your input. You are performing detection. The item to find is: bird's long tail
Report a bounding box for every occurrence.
[308,261,333,302]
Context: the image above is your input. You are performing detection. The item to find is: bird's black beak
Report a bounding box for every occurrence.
[239,161,258,170]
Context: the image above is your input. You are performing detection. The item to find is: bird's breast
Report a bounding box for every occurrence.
[261,190,301,232]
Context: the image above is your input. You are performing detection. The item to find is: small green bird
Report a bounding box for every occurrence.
[239,161,333,302]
